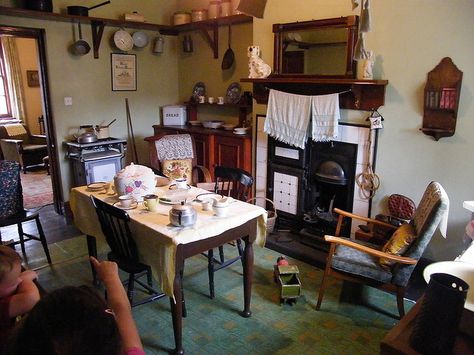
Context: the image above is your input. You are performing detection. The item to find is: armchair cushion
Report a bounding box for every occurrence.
[332,240,393,284]
[161,159,193,183]
[379,224,417,269]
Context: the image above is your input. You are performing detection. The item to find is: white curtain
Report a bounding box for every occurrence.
[1,37,26,121]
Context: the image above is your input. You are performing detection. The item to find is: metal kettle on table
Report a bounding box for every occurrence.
[169,202,197,227]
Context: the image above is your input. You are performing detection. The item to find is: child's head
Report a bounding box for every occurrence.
[7,285,122,355]
[0,246,22,299]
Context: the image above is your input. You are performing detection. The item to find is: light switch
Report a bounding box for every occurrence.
[64,97,73,106]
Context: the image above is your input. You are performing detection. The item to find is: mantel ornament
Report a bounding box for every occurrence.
[247,45,272,79]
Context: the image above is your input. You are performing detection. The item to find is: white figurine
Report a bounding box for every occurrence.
[362,50,374,79]
[247,45,272,79]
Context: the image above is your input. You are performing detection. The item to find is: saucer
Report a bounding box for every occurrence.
[87,182,109,191]
[113,201,138,210]
[169,184,191,190]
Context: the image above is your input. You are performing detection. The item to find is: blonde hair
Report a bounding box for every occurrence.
[0,246,21,282]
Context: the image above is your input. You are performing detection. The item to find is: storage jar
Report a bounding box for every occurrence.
[208,0,221,19]
[192,9,208,22]
[231,0,241,14]
[173,11,191,25]
[220,0,231,16]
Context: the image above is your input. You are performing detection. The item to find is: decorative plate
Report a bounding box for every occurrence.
[114,30,134,51]
[132,31,149,48]
[87,181,109,191]
[225,82,242,104]
[192,81,206,102]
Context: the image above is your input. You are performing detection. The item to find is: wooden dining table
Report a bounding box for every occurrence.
[70,184,267,354]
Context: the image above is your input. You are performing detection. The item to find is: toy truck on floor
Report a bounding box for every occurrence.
[274,264,302,305]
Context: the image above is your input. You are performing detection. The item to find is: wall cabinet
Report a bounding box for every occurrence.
[152,125,252,179]
[420,57,463,141]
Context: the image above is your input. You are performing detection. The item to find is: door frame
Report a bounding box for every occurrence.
[0,24,63,214]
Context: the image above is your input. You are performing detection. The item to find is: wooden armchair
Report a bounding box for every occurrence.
[316,182,449,318]
[0,123,48,173]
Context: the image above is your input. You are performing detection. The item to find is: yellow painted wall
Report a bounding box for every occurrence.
[16,37,42,134]
[0,0,179,201]
[254,0,474,260]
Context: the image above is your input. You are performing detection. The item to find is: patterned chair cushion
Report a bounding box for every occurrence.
[161,159,193,184]
[332,240,393,284]
[0,160,23,218]
[379,223,417,269]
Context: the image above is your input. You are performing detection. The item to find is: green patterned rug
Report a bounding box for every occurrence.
[22,237,411,354]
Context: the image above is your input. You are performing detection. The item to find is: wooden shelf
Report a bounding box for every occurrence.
[0,6,252,59]
[241,77,389,110]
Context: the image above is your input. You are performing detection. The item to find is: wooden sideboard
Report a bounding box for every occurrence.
[151,125,252,180]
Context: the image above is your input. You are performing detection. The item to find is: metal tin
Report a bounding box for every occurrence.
[163,105,187,126]
[192,9,208,22]
[173,11,191,25]
[220,0,231,17]
[208,0,221,19]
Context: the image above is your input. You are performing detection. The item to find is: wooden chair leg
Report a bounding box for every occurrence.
[208,248,215,299]
[127,273,135,305]
[396,287,406,319]
[316,269,330,310]
[17,223,27,258]
[146,266,153,287]
[35,216,52,264]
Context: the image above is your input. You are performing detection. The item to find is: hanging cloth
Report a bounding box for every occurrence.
[264,89,311,149]
[311,93,340,142]
[359,0,372,33]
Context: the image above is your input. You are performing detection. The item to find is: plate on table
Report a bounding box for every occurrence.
[169,184,191,190]
[225,82,242,104]
[192,81,206,102]
[87,182,109,191]
[158,196,185,205]
[195,192,223,203]
[113,201,138,210]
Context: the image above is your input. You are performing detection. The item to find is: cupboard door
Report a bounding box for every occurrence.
[193,134,209,168]
[214,135,251,173]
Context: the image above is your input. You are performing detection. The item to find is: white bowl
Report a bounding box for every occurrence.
[202,120,224,129]
[222,123,237,131]
[423,261,474,311]
[233,127,250,135]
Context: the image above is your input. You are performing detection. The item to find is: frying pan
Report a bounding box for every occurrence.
[67,1,111,16]
[221,25,235,70]
[72,21,91,56]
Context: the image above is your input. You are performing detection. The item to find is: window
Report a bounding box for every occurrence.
[0,42,12,119]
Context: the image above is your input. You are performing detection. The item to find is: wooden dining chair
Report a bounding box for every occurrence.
[90,196,166,307]
[0,160,51,264]
[205,165,254,299]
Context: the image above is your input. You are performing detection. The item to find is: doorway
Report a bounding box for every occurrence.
[0,25,63,214]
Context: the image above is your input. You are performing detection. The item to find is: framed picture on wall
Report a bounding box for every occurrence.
[111,53,137,91]
[26,70,39,87]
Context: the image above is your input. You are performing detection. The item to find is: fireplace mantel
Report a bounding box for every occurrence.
[241,77,389,110]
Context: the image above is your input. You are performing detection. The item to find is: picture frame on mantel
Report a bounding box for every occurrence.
[111,53,137,91]
[26,70,39,87]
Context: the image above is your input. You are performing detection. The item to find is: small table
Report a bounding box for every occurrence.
[381,298,474,354]
[70,185,267,354]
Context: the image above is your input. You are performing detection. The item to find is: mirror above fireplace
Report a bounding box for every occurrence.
[273,16,359,78]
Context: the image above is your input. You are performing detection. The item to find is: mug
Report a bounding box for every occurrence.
[118,194,134,208]
[217,96,225,104]
[175,178,188,189]
[198,95,206,103]
[208,96,215,104]
[202,200,212,211]
[143,194,159,212]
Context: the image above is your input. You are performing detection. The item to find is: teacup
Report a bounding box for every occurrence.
[175,178,188,190]
[143,194,159,212]
[217,96,225,104]
[208,96,215,104]
[198,95,206,103]
[118,194,135,208]
[202,200,212,211]
[213,205,229,217]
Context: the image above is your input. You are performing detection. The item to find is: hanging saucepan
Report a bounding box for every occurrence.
[67,1,111,16]
[73,21,91,56]
[221,25,235,70]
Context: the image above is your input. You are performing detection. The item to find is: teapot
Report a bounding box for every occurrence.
[169,202,197,227]
[212,197,233,217]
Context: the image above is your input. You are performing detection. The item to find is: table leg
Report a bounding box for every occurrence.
[86,235,98,286]
[241,235,253,318]
[170,256,185,355]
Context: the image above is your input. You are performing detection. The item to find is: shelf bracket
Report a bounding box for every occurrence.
[199,23,219,59]
[91,20,105,59]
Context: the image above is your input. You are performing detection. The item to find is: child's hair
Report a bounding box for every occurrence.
[6,285,122,355]
[0,246,21,283]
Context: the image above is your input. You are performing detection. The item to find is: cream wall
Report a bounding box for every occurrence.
[0,0,179,201]
[254,0,474,260]
[16,37,42,134]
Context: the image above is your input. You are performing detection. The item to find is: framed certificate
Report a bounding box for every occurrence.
[111,53,137,91]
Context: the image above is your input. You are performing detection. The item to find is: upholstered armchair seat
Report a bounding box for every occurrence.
[0,124,48,173]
